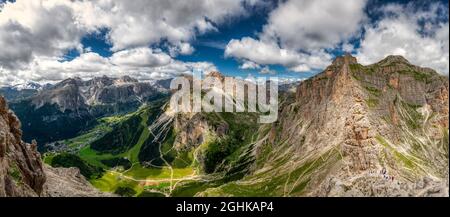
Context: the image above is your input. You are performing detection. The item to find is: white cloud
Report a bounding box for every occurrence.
[239,60,261,70]
[110,47,171,68]
[355,3,449,74]
[0,57,217,86]
[0,0,260,58]
[225,37,333,72]
[69,0,260,51]
[342,43,355,53]
[168,42,195,57]
[259,66,276,75]
[288,64,311,73]
[0,0,254,85]
[260,0,367,51]
[0,0,84,69]
[0,51,217,86]
[225,0,367,73]
[195,18,218,34]
[226,37,302,67]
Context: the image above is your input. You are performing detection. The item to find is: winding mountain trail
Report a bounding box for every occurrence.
[108,170,199,183]
[139,110,209,195]
[148,114,175,191]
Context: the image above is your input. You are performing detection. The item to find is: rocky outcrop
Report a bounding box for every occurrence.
[206,71,225,82]
[0,95,46,196]
[44,166,113,197]
[0,95,113,197]
[297,54,449,196]
[173,114,210,151]
[173,113,229,152]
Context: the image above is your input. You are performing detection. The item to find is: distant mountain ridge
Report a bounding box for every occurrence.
[4,76,172,146]
[0,82,53,102]
[12,82,45,91]
[30,75,171,111]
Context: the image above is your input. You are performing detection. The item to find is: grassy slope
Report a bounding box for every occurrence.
[351,62,449,181]
[44,101,196,196]
[84,106,195,195]
[169,111,261,196]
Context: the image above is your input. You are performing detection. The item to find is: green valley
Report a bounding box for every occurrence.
[42,95,262,197]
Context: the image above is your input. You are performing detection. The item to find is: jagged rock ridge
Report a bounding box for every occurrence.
[0,96,45,196]
[197,54,449,197]
[0,95,110,197]
[32,75,170,111]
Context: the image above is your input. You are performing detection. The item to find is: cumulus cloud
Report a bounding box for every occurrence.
[0,51,217,86]
[68,0,260,51]
[239,60,261,70]
[225,0,367,73]
[0,0,259,63]
[226,37,302,67]
[168,42,195,57]
[226,37,333,72]
[0,0,84,69]
[110,47,172,68]
[355,2,449,74]
[0,0,254,85]
[260,0,367,51]
[259,66,276,75]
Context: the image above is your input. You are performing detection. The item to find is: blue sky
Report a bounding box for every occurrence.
[66,0,448,79]
[0,0,448,85]
[64,1,309,79]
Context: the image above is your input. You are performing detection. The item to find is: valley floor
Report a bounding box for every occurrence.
[43,105,210,197]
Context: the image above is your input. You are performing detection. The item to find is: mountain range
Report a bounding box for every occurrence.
[1,76,171,147]
[0,54,448,197]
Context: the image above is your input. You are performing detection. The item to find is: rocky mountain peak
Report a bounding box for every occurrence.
[283,54,448,196]
[55,77,83,89]
[332,53,358,66]
[114,75,139,85]
[206,71,225,81]
[91,75,114,84]
[12,82,42,91]
[378,55,411,66]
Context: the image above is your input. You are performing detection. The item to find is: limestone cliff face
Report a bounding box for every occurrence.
[173,114,211,152]
[0,96,46,196]
[200,55,448,197]
[0,95,111,197]
[31,76,170,111]
[173,113,229,152]
[288,54,448,196]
